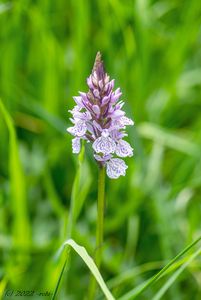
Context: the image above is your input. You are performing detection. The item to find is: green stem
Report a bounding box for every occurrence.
[96,166,105,268]
[88,166,105,300]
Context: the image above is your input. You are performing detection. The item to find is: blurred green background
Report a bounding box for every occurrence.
[0,0,201,299]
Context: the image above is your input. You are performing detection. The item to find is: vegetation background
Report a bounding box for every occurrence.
[0,0,201,299]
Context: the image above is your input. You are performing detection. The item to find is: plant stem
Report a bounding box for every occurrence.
[88,166,105,300]
[96,166,105,268]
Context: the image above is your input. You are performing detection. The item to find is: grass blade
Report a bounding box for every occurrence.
[152,247,201,300]
[62,239,115,300]
[119,236,201,300]
[0,278,7,299]
[0,99,31,248]
[50,144,91,298]
[67,143,91,238]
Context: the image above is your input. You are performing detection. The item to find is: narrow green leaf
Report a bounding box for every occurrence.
[119,236,201,300]
[67,144,91,238]
[62,239,115,300]
[152,247,201,300]
[0,99,31,248]
[0,277,7,299]
[51,239,115,300]
[50,144,92,297]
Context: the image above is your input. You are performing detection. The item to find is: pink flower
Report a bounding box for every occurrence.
[67,52,134,179]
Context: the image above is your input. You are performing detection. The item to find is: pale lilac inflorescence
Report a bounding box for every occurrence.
[67,52,134,179]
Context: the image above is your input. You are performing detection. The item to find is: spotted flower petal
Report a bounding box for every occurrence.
[72,137,81,154]
[92,136,116,155]
[67,120,87,137]
[116,140,133,157]
[106,158,128,179]
[120,116,134,126]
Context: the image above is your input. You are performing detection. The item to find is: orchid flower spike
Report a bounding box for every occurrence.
[67,52,134,179]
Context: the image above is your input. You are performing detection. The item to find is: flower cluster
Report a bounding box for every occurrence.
[67,52,134,179]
